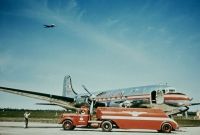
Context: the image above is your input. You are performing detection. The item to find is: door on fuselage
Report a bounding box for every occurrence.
[151,90,164,104]
[151,91,157,103]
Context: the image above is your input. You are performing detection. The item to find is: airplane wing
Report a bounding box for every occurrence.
[113,99,147,106]
[190,102,200,106]
[43,24,55,28]
[43,25,50,27]
[0,86,75,109]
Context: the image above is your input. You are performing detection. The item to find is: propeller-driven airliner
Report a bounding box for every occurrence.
[43,24,56,28]
[0,75,199,115]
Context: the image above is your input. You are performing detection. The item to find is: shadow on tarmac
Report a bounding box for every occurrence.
[0,125,60,128]
[0,125,182,134]
[59,129,180,134]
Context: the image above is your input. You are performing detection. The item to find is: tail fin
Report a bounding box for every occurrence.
[62,75,77,97]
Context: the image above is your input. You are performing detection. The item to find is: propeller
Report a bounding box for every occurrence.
[82,85,96,115]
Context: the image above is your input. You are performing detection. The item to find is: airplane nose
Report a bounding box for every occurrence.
[185,96,191,101]
[183,94,192,101]
[184,94,193,101]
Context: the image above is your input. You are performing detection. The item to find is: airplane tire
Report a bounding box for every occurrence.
[160,122,172,133]
[63,120,75,130]
[101,121,112,132]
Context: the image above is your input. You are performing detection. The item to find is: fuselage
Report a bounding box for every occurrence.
[88,85,191,115]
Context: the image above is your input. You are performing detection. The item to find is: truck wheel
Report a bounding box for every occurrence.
[101,121,112,132]
[63,120,75,130]
[161,123,172,133]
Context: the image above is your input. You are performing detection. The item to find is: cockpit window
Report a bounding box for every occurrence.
[169,89,175,93]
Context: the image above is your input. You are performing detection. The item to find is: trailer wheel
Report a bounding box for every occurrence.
[101,121,112,132]
[63,120,75,130]
[160,122,172,133]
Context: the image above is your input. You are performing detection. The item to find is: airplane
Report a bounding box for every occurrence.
[43,24,56,28]
[0,75,200,115]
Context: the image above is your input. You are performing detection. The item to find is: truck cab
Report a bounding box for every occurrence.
[59,107,90,130]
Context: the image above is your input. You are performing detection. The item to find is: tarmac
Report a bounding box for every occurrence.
[0,122,200,135]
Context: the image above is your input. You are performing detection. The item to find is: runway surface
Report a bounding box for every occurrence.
[0,122,200,135]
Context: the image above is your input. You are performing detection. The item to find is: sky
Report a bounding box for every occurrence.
[0,0,200,110]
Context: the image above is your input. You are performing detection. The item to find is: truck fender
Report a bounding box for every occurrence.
[100,120,112,126]
[61,117,73,124]
[101,120,118,128]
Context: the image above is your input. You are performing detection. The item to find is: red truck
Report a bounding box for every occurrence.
[59,107,178,133]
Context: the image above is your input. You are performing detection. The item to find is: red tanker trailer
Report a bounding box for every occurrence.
[59,107,178,133]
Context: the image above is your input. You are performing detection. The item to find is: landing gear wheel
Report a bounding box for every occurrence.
[161,123,172,133]
[101,121,112,132]
[63,120,75,130]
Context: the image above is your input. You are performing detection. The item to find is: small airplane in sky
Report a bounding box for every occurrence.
[43,24,56,28]
[0,75,200,115]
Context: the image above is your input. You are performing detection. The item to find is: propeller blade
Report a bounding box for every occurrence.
[82,85,92,95]
[96,91,106,97]
[90,100,94,115]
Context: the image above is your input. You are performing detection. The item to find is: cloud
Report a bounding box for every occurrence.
[0,53,11,73]
[105,18,120,27]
